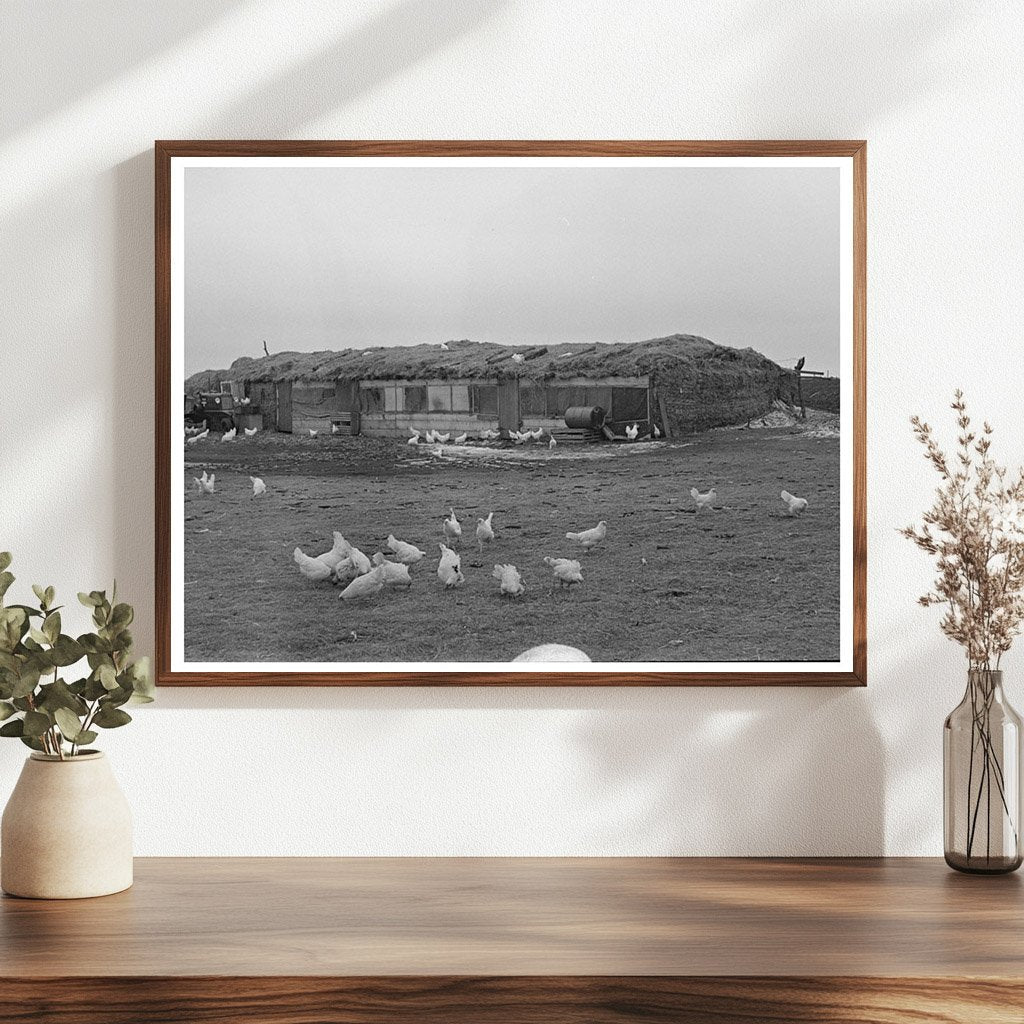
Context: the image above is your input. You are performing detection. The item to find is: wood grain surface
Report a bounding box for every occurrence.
[155,139,867,688]
[2,858,1020,1023]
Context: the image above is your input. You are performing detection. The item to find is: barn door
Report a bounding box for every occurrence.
[276,381,292,433]
[497,380,520,436]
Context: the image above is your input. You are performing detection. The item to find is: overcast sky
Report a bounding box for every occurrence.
[184,163,841,376]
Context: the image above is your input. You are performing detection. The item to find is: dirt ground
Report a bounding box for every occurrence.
[182,427,841,664]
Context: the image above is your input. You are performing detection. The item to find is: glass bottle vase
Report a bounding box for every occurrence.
[944,669,1023,873]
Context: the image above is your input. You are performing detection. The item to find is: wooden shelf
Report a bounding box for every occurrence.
[2,857,1022,1022]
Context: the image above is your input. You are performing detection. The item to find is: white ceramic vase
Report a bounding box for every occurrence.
[1,751,133,899]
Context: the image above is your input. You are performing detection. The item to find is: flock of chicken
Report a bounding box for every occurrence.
[288,509,605,602]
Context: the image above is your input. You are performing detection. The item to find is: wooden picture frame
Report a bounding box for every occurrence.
[156,140,866,686]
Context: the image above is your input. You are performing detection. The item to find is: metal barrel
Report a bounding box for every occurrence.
[563,406,606,429]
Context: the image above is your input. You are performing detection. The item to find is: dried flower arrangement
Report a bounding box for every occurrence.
[902,391,1024,669]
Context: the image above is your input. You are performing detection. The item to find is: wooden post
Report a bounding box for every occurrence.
[794,357,806,420]
[657,391,672,439]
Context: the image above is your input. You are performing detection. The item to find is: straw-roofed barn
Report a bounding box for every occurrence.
[185,334,802,438]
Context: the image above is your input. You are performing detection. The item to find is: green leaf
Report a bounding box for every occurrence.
[10,666,41,699]
[19,735,45,752]
[98,664,118,691]
[74,730,97,747]
[0,572,14,602]
[0,607,27,652]
[31,585,47,608]
[92,705,132,729]
[28,627,49,646]
[77,592,100,608]
[0,553,11,573]
[44,586,55,609]
[127,657,155,703]
[22,711,51,738]
[42,611,60,644]
[0,719,24,737]
[110,603,133,630]
[49,635,85,667]
[0,701,16,721]
[36,678,88,717]
[53,707,85,742]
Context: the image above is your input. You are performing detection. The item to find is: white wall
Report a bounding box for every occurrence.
[1,0,1022,855]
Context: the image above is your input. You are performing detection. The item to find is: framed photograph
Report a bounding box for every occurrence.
[156,141,865,686]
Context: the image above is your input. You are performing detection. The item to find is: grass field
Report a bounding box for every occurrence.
[182,426,840,665]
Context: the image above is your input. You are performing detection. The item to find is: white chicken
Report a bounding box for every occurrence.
[566,520,607,553]
[250,476,266,497]
[454,432,468,444]
[332,557,360,586]
[424,429,438,444]
[407,433,420,446]
[476,512,495,551]
[440,341,450,351]
[186,429,209,445]
[331,423,340,435]
[443,507,462,545]
[408,426,421,438]
[625,423,639,441]
[690,487,717,512]
[437,543,465,588]
[338,565,386,601]
[529,428,544,441]
[294,546,333,582]
[543,556,583,587]
[493,563,525,598]
[244,427,258,437]
[221,428,236,442]
[348,545,372,576]
[371,553,413,588]
[653,424,662,438]
[193,471,216,494]
[240,397,251,406]
[781,490,808,516]
[511,430,527,445]
[308,429,318,438]
[511,353,525,364]
[316,532,353,570]
[386,535,426,565]
[548,434,557,449]
[435,432,451,444]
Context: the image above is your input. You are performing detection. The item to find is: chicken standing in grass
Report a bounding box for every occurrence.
[316,532,353,571]
[308,429,318,438]
[250,476,266,497]
[548,433,557,449]
[435,432,451,444]
[566,520,607,554]
[781,490,808,516]
[443,507,462,545]
[338,565,386,601]
[454,432,468,444]
[221,427,236,442]
[186,429,209,444]
[193,471,215,494]
[371,553,413,588]
[493,563,525,598]
[544,556,584,588]
[293,546,334,582]
[625,423,639,440]
[348,545,372,576]
[244,427,258,437]
[690,487,717,512]
[476,512,495,552]
[437,543,465,588]
[332,557,359,586]
[386,535,426,565]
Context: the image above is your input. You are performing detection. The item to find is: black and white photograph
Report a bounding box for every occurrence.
[160,145,863,683]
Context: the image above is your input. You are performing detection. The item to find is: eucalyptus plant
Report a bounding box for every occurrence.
[0,552,153,759]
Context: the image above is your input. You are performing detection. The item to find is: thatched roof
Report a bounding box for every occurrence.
[185,334,783,394]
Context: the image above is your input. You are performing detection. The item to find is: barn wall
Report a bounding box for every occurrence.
[360,412,499,439]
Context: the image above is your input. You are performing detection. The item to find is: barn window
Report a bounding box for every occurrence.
[472,385,498,416]
[427,385,451,411]
[404,385,427,413]
[360,387,384,414]
[611,387,648,422]
[450,385,470,412]
[521,385,546,416]
[384,386,404,413]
